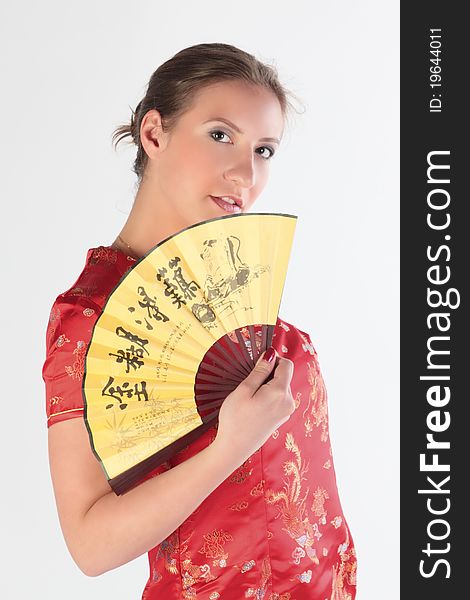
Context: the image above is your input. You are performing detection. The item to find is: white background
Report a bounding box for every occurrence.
[1,1,399,598]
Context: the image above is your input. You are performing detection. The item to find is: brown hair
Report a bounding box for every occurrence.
[111,42,303,183]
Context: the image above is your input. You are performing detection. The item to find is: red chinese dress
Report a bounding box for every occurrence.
[42,246,358,599]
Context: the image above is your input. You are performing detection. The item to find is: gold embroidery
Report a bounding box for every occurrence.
[294,391,301,409]
[181,556,215,599]
[246,556,271,598]
[229,500,249,511]
[47,306,61,337]
[229,459,253,484]
[153,531,178,576]
[250,480,265,497]
[48,395,63,408]
[198,529,233,565]
[47,408,84,423]
[90,246,118,264]
[265,433,319,566]
[330,529,357,599]
[311,486,329,524]
[68,283,99,298]
[303,359,329,442]
[64,340,87,380]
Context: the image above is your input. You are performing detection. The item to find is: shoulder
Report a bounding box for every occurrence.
[58,246,135,306]
[44,246,136,345]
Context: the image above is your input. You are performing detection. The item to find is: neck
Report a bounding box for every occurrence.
[112,176,188,259]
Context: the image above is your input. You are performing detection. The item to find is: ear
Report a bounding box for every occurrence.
[139,109,170,158]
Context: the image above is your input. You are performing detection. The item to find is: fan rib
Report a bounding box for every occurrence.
[199,362,241,383]
[223,333,251,374]
[208,343,250,379]
[206,345,250,379]
[234,329,254,371]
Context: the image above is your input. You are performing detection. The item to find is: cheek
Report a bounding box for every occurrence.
[253,165,269,194]
[164,140,213,194]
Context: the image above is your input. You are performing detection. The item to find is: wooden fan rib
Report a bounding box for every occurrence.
[195,371,236,385]
[195,382,238,392]
[203,345,248,380]
[234,328,255,371]
[207,343,250,379]
[199,361,242,383]
[247,325,260,364]
[196,390,231,401]
[223,333,252,375]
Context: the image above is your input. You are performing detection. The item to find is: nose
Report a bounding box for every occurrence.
[224,153,256,189]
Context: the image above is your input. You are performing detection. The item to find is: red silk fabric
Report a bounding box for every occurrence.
[42,246,357,599]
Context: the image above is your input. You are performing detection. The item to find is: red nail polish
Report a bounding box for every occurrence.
[264,347,276,363]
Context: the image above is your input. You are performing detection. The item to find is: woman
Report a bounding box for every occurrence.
[43,43,357,599]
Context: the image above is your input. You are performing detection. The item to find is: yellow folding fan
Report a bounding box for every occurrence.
[82,212,297,494]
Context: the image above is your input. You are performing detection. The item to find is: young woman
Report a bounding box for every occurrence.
[43,43,357,599]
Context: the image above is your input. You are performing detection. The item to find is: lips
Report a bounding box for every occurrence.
[210,196,242,214]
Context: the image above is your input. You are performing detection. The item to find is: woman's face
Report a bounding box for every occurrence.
[141,80,284,229]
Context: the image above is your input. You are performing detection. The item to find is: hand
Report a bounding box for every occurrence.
[214,347,295,456]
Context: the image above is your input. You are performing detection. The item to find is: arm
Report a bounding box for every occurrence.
[48,347,293,578]
[48,416,250,577]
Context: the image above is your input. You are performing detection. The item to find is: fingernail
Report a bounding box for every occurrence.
[263,347,276,363]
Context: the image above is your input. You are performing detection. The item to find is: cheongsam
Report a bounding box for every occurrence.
[42,245,358,599]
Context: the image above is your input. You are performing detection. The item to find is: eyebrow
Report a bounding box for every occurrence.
[203,117,281,145]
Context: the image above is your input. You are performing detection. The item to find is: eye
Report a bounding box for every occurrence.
[209,129,276,160]
[257,146,275,160]
[209,129,231,143]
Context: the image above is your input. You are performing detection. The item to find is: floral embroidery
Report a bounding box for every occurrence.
[198,529,234,565]
[64,340,87,379]
[89,246,118,264]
